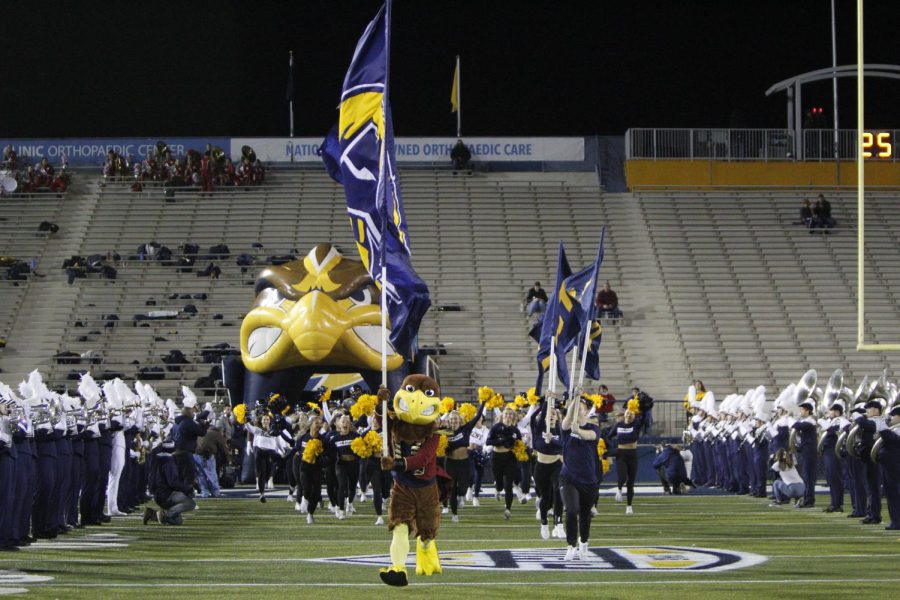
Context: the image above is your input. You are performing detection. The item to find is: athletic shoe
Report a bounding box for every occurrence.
[504,509,511,520]
[328,504,336,513]
[590,507,598,516]
[535,507,541,520]
[295,502,303,513]
[458,498,465,508]
[615,489,623,503]
[465,488,474,502]
[625,506,633,515]
[299,498,308,513]
[142,508,156,525]
[306,514,314,525]
[564,546,577,561]
[768,502,782,507]
[259,494,266,504]
[266,478,275,490]
[358,491,366,503]
[861,517,882,525]
[375,516,384,526]
[578,542,591,560]
[335,509,345,520]
[472,498,480,507]
[494,492,501,501]
[442,507,449,514]
[348,503,357,515]
[451,514,459,523]
[540,524,550,540]
[552,524,565,538]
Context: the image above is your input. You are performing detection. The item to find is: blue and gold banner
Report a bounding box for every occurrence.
[326,2,430,359]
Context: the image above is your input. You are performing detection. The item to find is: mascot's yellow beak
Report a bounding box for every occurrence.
[394,389,440,426]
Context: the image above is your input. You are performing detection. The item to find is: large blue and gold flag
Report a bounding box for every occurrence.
[534,243,579,392]
[323,2,430,359]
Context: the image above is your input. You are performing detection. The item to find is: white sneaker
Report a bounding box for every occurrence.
[625,505,633,515]
[548,508,554,516]
[465,488,474,502]
[590,506,598,516]
[552,524,565,539]
[286,492,294,502]
[458,497,465,508]
[306,514,314,525]
[358,490,366,502]
[525,492,533,502]
[564,546,577,561]
[535,507,541,520]
[472,497,480,507]
[375,516,384,526]
[578,542,591,560]
[335,509,345,520]
[266,477,275,490]
[504,509,511,520]
[451,514,459,523]
[615,489,623,503]
[328,504,336,513]
[540,524,550,540]
[299,497,308,513]
[347,503,356,515]
[442,507,449,514]
[294,501,303,513]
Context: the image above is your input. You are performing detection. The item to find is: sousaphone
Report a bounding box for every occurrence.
[817,369,843,456]
[790,369,817,453]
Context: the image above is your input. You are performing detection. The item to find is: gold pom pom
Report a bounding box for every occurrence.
[233,404,247,425]
[350,394,378,419]
[351,436,372,459]
[477,386,495,403]
[597,437,607,458]
[485,393,505,411]
[627,397,641,414]
[319,388,332,403]
[364,430,382,452]
[436,434,449,457]
[526,387,540,405]
[601,458,611,474]
[439,397,456,415]
[458,403,477,422]
[513,394,527,409]
[302,438,324,464]
[583,393,604,410]
[513,439,529,461]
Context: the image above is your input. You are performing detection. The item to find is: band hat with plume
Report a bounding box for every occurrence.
[182,385,198,409]
[752,386,772,422]
[773,383,798,416]
[78,373,103,406]
[829,398,847,413]
[700,390,717,417]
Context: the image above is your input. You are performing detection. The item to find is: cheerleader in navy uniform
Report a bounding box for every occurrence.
[245,414,292,503]
[486,407,523,519]
[531,397,564,539]
[295,414,326,524]
[467,417,489,506]
[610,402,644,514]
[443,403,486,522]
[559,395,600,560]
[326,415,362,519]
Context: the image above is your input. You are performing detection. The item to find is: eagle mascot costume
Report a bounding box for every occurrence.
[377,374,445,587]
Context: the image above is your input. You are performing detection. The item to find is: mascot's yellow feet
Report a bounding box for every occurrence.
[415,538,442,576]
[379,565,408,587]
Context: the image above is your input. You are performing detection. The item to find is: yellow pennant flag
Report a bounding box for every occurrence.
[450,60,459,113]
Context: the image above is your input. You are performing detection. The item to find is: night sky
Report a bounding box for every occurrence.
[2,0,899,138]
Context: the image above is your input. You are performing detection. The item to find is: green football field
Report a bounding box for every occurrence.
[2,488,896,599]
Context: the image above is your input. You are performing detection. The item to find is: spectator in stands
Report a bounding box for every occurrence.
[36,158,54,186]
[451,139,472,171]
[2,145,17,170]
[597,384,616,422]
[525,281,548,316]
[800,199,816,230]
[220,158,236,187]
[596,281,622,319]
[815,194,835,232]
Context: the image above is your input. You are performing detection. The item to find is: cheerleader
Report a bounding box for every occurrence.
[296,414,326,524]
[467,417,489,506]
[610,406,644,514]
[326,415,361,519]
[443,403,486,522]
[531,397,564,539]
[245,414,292,503]
[486,407,523,518]
[361,417,390,525]
[559,395,600,560]
[495,404,537,502]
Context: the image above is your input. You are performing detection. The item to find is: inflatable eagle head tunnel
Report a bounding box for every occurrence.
[224,244,414,407]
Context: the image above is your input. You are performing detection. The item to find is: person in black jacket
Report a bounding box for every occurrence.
[144,441,196,525]
[172,407,209,492]
[450,139,471,171]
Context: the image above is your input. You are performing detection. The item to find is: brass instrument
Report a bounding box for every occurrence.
[211,147,226,165]
[817,369,843,456]
[241,145,257,163]
[788,428,798,454]
[835,429,849,459]
[871,423,900,464]
[845,423,862,459]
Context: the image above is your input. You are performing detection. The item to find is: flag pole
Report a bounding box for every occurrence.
[288,51,295,139]
[546,335,556,435]
[576,323,593,388]
[567,336,579,399]
[455,55,462,138]
[380,0,393,457]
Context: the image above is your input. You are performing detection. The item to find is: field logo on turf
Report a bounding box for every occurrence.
[314,545,766,572]
[0,570,54,596]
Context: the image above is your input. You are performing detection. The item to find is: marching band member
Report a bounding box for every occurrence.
[791,397,819,508]
[104,381,128,517]
[0,398,17,551]
[559,394,600,560]
[843,401,868,518]
[819,397,849,512]
[854,395,887,524]
[749,389,771,498]
[875,403,900,530]
[531,396,564,539]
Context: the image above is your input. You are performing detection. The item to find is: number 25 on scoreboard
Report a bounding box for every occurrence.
[861,132,892,158]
